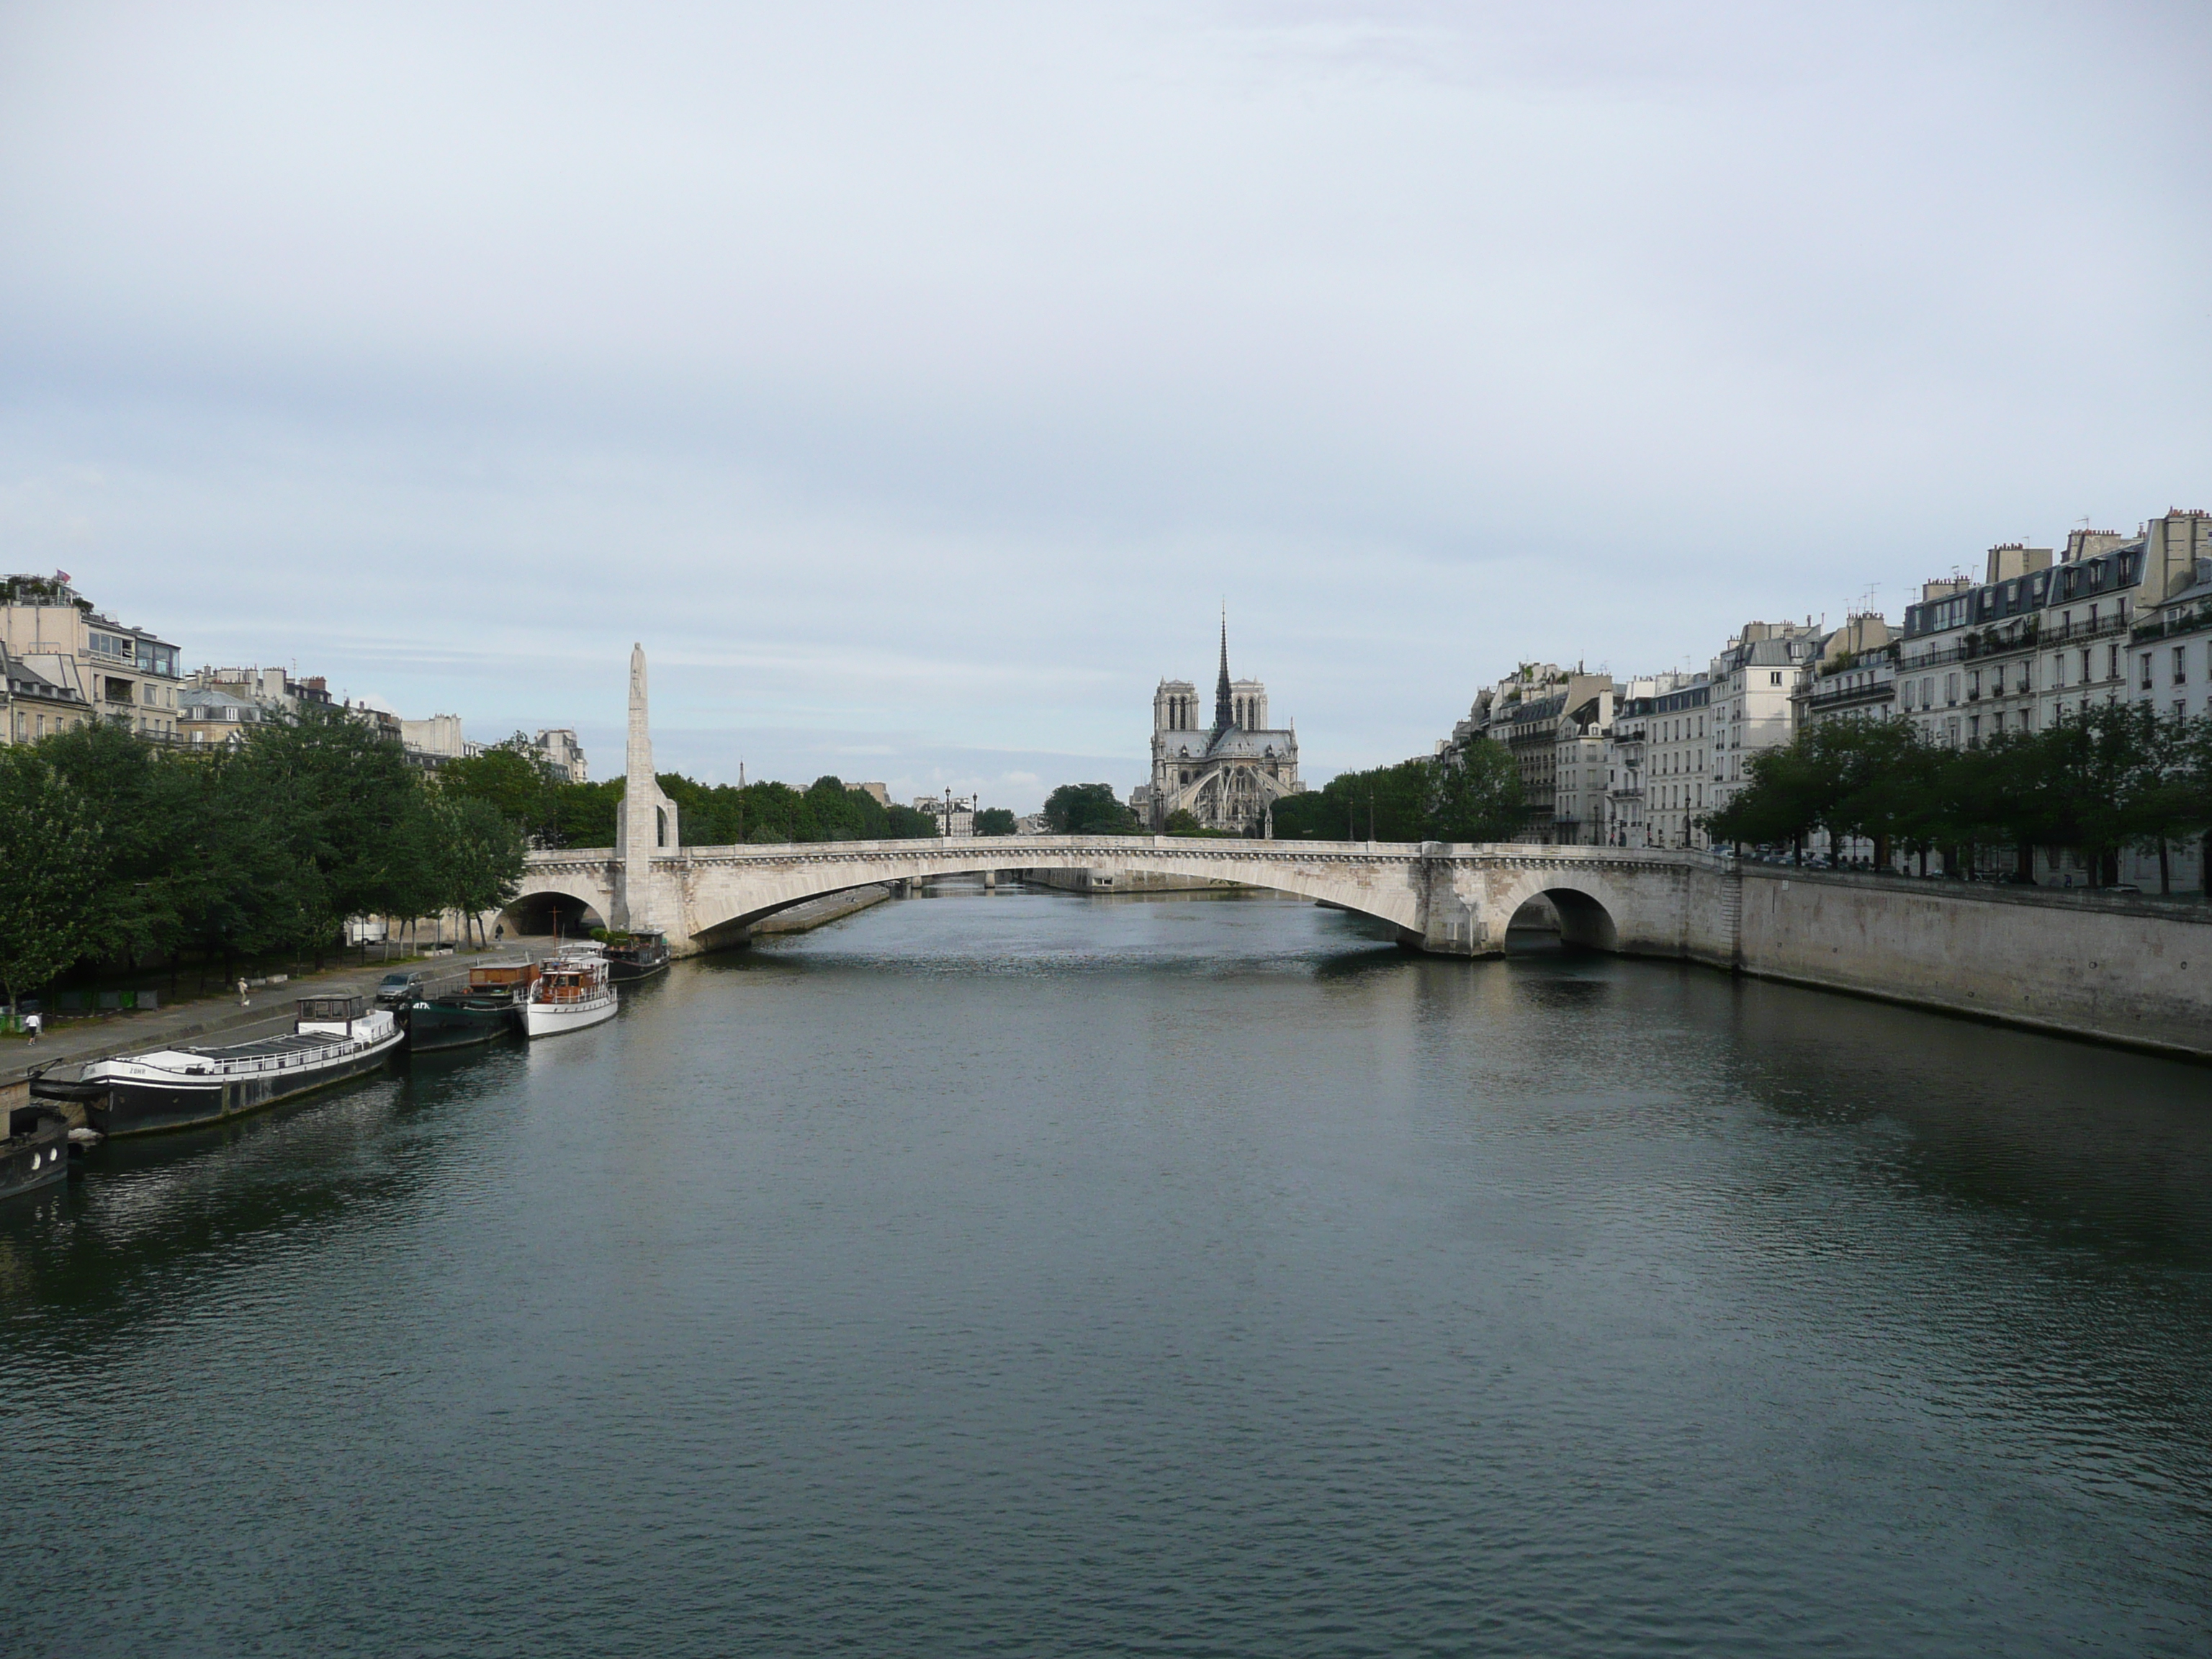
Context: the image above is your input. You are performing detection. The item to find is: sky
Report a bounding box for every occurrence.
[2,1,2208,811]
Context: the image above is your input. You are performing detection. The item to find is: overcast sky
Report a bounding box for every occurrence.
[2,1,2207,809]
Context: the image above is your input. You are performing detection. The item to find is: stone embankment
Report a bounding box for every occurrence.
[1719,866,2212,1061]
[746,884,896,935]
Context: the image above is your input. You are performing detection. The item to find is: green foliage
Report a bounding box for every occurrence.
[974,807,1018,837]
[1422,739,1527,842]
[1707,706,2212,886]
[12,705,536,988]
[654,773,939,845]
[0,747,104,1006]
[441,736,620,849]
[1044,783,1141,835]
[1271,742,1524,843]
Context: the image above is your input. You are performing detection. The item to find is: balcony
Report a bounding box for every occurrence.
[1802,680,1896,710]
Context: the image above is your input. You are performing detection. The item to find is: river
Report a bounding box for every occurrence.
[4,885,2211,1655]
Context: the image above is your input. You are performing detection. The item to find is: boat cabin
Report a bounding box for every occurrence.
[297,994,368,1035]
[469,962,539,992]
[534,962,605,1004]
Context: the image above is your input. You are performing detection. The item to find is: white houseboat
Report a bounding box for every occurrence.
[522,946,618,1039]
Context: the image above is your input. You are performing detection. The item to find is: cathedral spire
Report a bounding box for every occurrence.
[1212,609,1233,736]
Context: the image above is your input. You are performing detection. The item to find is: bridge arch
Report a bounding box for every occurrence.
[670,842,1427,946]
[498,888,609,939]
[1503,886,1619,952]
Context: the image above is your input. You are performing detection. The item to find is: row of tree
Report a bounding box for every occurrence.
[0,711,527,1010]
[1270,746,1526,844]
[1705,705,2212,889]
[436,747,1013,846]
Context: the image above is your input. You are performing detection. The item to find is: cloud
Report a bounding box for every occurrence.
[1,1,2206,810]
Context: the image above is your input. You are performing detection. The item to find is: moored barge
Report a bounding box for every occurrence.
[603,930,671,982]
[1,1102,71,1202]
[38,994,403,1138]
[408,961,538,1053]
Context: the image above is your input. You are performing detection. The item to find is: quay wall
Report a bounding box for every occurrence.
[1727,867,2212,1060]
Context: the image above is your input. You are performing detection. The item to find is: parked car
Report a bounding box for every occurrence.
[374,970,433,1010]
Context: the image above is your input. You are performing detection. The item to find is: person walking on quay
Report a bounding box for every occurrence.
[238,976,251,1007]
[23,1010,40,1044]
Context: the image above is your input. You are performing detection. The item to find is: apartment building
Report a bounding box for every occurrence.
[2,643,94,745]
[1552,679,1618,845]
[1791,613,1897,732]
[0,575,183,740]
[530,728,589,783]
[1644,676,1712,850]
[1707,620,1823,822]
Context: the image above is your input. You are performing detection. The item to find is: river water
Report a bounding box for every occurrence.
[4,886,2211,1656]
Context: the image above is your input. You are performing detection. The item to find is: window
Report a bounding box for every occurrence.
[1968,670,1980,697]
[2175,701,2188,721]
[2080,648,2092,683]
[2141,653,2156,690]
[2175,647,2188,685]
[1769,670,1782,685]
[2107,644,2120,680]
[1944,673,1959,705]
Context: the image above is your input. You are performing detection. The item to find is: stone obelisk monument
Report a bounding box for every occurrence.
[613,642,677,932]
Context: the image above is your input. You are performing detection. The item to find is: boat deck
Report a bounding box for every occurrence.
[178,1032,351,1062]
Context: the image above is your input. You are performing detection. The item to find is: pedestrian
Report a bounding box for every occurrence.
[238,975,251,1007]
[495,922,505,943]
[24,1011,40,1044]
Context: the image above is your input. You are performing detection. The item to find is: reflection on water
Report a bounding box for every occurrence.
[4,888,2210,1657]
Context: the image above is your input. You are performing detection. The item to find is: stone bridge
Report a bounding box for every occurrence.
[507,837,1743,964]
[498,645,1742,966]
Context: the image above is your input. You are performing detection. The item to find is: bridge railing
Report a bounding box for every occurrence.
[521,836,1717,865]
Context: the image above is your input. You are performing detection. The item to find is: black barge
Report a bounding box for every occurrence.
[35,994,404,1138]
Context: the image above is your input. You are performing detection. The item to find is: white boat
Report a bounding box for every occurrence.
[522,946,618,1038]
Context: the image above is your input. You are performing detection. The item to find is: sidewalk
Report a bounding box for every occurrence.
[0,946,508,1102]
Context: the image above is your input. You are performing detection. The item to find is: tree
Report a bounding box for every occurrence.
[234,705,443,959]
[443,743,559,838]
[2031,703,2164,886]
[1424,741,1525,843]
[0,747,104,1012]
[40,719,184,964]
[432,792,527,943]
[974,807,1017,836]
[1269,753,1516,843]
[1044,783,1141,835]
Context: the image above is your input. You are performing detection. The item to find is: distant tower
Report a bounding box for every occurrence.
[1211,614,1234,737]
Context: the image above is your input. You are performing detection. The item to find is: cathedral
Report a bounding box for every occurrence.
[1135,622,1302,834]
